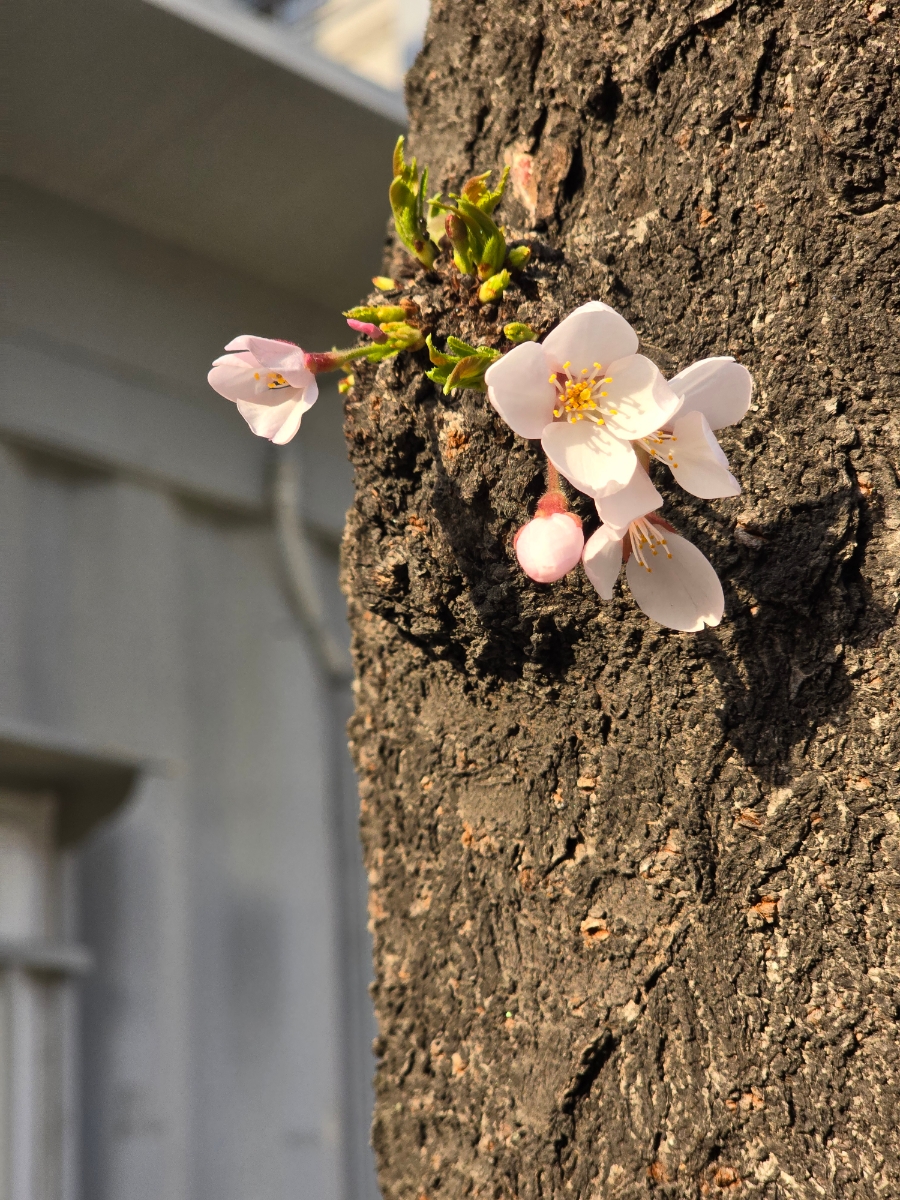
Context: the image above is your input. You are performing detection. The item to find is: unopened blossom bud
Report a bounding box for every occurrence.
[478,269,511,305]
[514,502,584,583]
[338,373,354,395]
[346,318,388,343]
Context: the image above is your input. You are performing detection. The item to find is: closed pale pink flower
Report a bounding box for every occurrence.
[514,509,584,583]
[208,335,318,445]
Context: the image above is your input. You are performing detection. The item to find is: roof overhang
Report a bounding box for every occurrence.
[6,0,404,307]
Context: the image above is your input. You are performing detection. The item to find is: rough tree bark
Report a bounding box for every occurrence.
[341,3,899,1197]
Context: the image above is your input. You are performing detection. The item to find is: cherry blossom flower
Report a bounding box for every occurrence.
[484,302,681,500]
[593,357,753,526]
[583,515,724,632]
[208,336,318,445]
[514,495,584,583]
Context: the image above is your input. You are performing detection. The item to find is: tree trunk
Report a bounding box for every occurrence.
[342,3,900,1196]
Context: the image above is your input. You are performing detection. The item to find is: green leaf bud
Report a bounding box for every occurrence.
[390,136,439,270]
[478,269,511,305]
[344,305,407,323]
[506,245,532,270]
[445,212,474,275]
[503,322,538,344]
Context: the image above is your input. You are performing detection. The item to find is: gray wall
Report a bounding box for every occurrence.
[1,179,378,1200]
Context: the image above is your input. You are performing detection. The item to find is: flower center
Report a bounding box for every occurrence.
[253,371,291,390]
[550,362,616,425]
[638,429,678,468]
[628,517,672,573]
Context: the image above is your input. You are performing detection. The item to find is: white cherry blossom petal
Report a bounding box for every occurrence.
[594,466,662,531]
[245,337,312,390]
[236,383,317,443]
[246,336,305,370]
[269,385,317,443]
[541,420,637,499]
[669,357,752,430]
[542,304,639,376]
[208,355,267,403]
[515,513,584,583]
[582,525,625,600]
[667,410,740,499]
[485,341,557,439]
[601,355,681,441]
[625,531,724,632]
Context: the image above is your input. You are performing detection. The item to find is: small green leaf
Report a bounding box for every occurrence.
[446,336,481,357]
[444,354,495,394]
[426,364,453,387]
[426,334,455,367]
[461,166,509,214]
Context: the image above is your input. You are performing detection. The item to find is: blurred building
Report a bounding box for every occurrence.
[2,0,413,1197]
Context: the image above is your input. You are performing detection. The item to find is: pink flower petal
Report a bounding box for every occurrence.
[208,357,263,403]
[667,410,740,499]
[485,341,557,439]
[514,512,584,583]
[625,531,724,631]
[541,420,637,499]
[542,303,638,375]
[235,383,317,443]
[594,466,662,531]
[600,355,681,441]
[246,336,306,373]
[582,525,625,600]
[669,357,752,430]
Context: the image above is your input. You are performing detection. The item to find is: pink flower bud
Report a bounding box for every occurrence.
[514,511,584,583]
[346,318,388,344]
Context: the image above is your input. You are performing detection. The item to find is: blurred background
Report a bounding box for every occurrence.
[2,0,424,1197]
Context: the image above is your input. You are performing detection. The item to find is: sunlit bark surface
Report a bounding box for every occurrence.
[341,3,900,1196]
